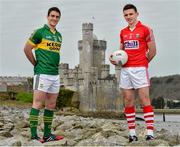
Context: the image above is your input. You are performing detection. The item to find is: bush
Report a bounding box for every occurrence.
[15,89,74,107]
[56,89,74,109]
[152,96,165,109]
[16,92,33,103]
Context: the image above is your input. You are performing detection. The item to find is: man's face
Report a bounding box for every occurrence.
[47,11,60,28]
[123,9,138,25]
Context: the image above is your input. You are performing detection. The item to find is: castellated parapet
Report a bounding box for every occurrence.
[60,23,122,112]
[82,23,93,31]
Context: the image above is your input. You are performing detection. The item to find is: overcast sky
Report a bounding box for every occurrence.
[0,0,180,77]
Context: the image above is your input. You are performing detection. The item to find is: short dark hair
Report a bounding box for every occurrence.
[123,4,137,12]
[47,7,61,16]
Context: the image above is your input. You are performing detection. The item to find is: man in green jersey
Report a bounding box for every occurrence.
[24,7,63,143]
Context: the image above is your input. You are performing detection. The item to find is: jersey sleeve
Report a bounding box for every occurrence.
[145,27,155,42]
[28,29,42,45]
[57,32,62,48]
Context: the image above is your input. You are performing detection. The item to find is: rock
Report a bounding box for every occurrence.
[3,123,14,132]
[24,139,43,146]
[55,122,73,131]
[128,139,170,146]
[107,135,127,145]
[15,120,29,128]
[0,122,3,128]
[12,140,22,146]
[0,137,22,146]
[52,118,64,130]
[156,130,180,145]
[20,129,31,138]
[0,130,13,137]
[63,139,77,146]
[0,106,180,146]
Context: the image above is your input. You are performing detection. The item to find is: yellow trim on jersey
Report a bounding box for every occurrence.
[28,40,36,47]
[35,39,61,53]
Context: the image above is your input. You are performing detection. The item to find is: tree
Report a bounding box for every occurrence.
[156,96,165,109]
[151,98,157,108]
[152,97,165,109]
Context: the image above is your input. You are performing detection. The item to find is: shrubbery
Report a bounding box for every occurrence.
[16,89,75,108]
[16,92,33,103]
[56,89,74,109]
[1,89,75,109]
[152,96,165,109]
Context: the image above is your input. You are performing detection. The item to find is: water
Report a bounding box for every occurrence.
[136,113,180,135]
[136,113,180,122]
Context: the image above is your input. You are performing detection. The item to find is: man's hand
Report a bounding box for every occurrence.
[109,57,117,65]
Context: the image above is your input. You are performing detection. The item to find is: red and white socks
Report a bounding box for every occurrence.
[125,105,154,137]
[124,106,136,136]
[143,105,154,136]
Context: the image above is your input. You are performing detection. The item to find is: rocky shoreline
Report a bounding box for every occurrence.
[0,106,180,146]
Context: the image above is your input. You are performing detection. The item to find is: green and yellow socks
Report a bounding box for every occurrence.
[43,109,54,137]
[29,108,40,138]
[29,108,54,138]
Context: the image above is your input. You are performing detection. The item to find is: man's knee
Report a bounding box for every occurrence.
[140,97,151,106]
[46,102,56,109]
[32,100,44,109]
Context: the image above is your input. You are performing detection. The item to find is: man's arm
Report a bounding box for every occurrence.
[120,43,124,50]
[147,41,156,62]
[24,42,36,66]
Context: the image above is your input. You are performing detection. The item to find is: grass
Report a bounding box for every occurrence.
[0,100,31,108]
[0,91,33,107]
[16,92,33,103]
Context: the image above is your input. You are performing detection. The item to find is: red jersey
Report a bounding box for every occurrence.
[120,21,155,68]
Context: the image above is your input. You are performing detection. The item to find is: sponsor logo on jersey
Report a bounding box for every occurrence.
[47,42,61,51]
[124,40,139,50]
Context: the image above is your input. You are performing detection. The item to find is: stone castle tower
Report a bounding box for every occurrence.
[60,23,122,112]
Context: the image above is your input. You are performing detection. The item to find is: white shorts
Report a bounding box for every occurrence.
[119,67,150,89]
[33,74,60,93]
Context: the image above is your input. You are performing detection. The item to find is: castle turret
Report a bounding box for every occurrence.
[60,23,122,112]
[93,40,106,77]
[78,23,93,73]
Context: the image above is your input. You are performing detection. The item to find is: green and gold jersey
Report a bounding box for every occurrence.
[28,24,62,75]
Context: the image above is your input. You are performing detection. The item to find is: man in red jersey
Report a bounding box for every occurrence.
[119,4,156,142]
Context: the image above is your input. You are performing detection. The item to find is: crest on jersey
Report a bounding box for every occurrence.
[53,36,57,42]
[136,34,140,38]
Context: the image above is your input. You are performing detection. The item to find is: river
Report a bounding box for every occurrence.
[136,113,180,122]
[136,113,180,135]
